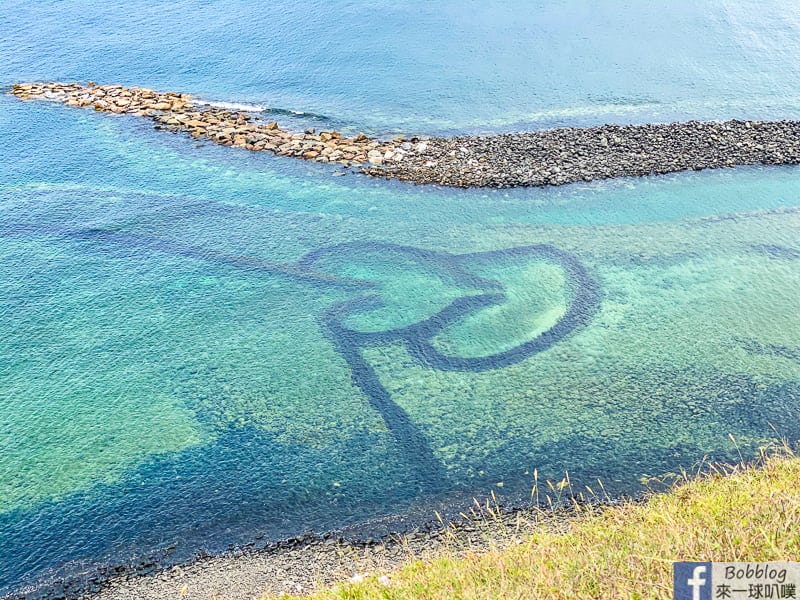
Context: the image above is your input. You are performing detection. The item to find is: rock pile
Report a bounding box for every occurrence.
[11,82,400,169]
[12,81,192,113]
[371,121,800,187]
[12,82,800,188]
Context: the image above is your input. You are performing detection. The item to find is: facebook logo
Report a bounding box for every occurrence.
[674,562,712,600]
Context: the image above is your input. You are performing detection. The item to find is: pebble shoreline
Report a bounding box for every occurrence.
[12,81,800,188]
[9,500,596,600]
[88,508,535,600]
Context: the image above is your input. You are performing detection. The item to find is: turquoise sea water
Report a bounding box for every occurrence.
[2,1,800,595]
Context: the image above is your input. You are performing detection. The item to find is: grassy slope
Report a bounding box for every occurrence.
[277,447,800,599]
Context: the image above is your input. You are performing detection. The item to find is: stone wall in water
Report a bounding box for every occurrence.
[12,81,800,188]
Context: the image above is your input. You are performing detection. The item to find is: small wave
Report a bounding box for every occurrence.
[197,99,326,119]
[263,106,333,122]
[192,99,333,123]
[195,100,267,112]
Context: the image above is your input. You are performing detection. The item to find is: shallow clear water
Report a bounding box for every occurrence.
[2,1,800,594]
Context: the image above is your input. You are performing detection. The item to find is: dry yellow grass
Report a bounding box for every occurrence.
[276,444,800,600]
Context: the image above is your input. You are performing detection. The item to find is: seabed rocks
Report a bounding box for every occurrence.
[11,81,800,188]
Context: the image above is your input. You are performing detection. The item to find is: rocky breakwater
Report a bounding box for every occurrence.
[369,120,800,187]
[10,81,402,170]
[12,82,800,188]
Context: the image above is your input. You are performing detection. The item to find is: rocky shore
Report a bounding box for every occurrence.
[89,514,519,600]
[12,500,586,600]
[12,81,800,188]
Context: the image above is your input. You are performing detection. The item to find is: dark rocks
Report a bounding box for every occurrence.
[365,119,800,187]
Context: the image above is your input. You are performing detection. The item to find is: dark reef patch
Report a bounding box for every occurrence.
[739,338,800,363]
[751,243,800,260]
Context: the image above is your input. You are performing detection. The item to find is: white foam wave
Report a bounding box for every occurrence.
[195,100,267,112]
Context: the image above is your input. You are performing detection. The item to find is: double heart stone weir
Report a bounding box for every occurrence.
[1,221,601,489]
[300,242,601,487]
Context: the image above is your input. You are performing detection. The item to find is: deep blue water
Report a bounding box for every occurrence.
[5,1,800,134]
[2,1,800,596]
